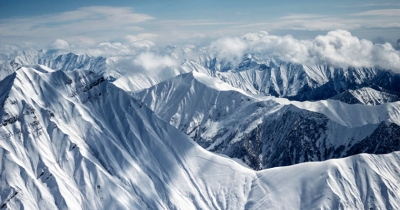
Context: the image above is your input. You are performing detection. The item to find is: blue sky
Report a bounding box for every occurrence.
[1,0,399,48]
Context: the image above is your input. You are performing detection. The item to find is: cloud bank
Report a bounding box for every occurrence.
[1,30,399,73]
[133,52,178,72]
[210,30,400,71]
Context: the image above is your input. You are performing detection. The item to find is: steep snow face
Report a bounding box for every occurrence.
[1,66,400,209]
[0,67,256,209]
[134,72,400,170]
[0,51,37,81]
[179,58,400,103]
[248,152,400,210]
[0,49,74,80]
[38,53,110,77]
[331,87,400,105]
[113,66,189,93]
[184,59,310,97]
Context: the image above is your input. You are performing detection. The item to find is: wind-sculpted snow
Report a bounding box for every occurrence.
[0,66,256,209]
[331,87,400,105]
[0,66,400,209]
[179,58,400,104]
[247,152,400,210]
[134,72,400,170]
[2,45,400,104]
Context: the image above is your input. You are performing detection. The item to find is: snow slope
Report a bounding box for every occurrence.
[134,72,400,169]
[178,55,400,103]
[3,50,400,104]
[247,152,400,210]
[1,66,400,209]
[332,87,400,105]
[0,50,122,81]
[0,66,257,209]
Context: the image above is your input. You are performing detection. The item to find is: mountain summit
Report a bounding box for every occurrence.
[1,66,400,209]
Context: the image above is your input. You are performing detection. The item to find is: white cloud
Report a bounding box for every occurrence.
[352,9,400,16]
[129,40,156,49]
[156,19,236,27]
[2,27,399,73]
[209,37,248,62]
[65,40,154,57]
[48,39,70,50]
[33,30,400,73]
[0,6,154,45]
[124,34,159,44]
[231,10,400,34]
[280,14,326,20]
[234,30,400,71]
[133,52,178,72]
[65,36,97,48]
[42,34,157,57]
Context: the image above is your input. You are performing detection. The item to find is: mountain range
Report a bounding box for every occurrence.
[133,71,400,170]
[2,49,400,105]
[1,48,400,209]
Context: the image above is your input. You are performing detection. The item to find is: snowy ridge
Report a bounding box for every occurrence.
[0,67,254,209]
[0,49,73,80]
[178,56,400,103]
[332,87,400,105]
[249,152,400,209]
[113,66,188,93]
[1,66,400,209]
[0,50,118,81]
[134,72,400,169]
[2,50,400,105]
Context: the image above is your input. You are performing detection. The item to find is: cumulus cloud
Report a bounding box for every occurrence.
[48,39,70,50]
[305,30,399,69]
[122,34,157,49]
[209,37,247,63]
[124,34,159,43]
[133,52,178,72]
[208,30,400,71]
[61,38,155,57]
[2,28,399,73]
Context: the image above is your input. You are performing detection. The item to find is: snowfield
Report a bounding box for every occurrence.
[134,71,400,170]
[1,66,400,209]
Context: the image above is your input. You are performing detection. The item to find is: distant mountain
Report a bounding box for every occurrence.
[0,50,122,81]
[1,66,400,209]
[2,50,400,105]
[134,72,400,170]
[180,55,400,104]
[331,87,400,105]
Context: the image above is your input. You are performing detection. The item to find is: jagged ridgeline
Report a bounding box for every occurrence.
[2,51,400,105]
[2,51,400,171]
[1,66,400,209]
[134,71,400,170]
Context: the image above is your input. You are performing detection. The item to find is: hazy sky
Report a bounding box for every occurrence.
[1,0,399,48]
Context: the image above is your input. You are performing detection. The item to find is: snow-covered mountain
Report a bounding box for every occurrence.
[0,50,111,80]
[2,49,400,105]
[179,56,400,104]
[1,66,400,209]
[0,50,192,93]
[331,87,400,105]
[134,71,400,170]
[0,66,255,209]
